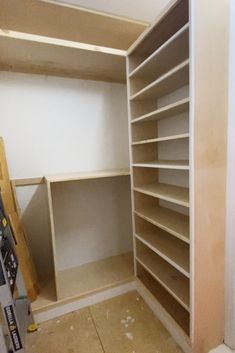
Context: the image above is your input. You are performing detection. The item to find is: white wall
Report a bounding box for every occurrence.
[0,72,130,278]
[0,72,129,178]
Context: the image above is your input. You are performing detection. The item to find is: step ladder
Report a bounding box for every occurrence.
[0,194,34,353]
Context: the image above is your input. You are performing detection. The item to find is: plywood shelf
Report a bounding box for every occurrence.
[136,244,189,311]
[132,160,189,170]
[135,206,189,243]
[0,31,126,83]
[131,98,189,124]
[135,230,189,277]
[132,133,189,146]
[56,253,134,301]
[46,168,130,183]
[130,59,189,101]
[129,23,189,79]
[134,182,189,207]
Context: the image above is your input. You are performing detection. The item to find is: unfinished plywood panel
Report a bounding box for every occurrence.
[57,253,134,301]
[90,291,183,353]
[0,35,126,83]
[0,0,147,50]
[192,0,229,351]
[26,308,104,353]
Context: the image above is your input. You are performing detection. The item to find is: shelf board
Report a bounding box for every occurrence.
[131,98,189,124]
[46,168,130,183]
[134,182,189,207]
[129,23,189,79]
[56,252,134,301]
[136,251,189,311]
[135,206,189,244]
[130,59,189,101]
[135,230,189,277]
[0,0,147,51]
[0,31,126,83]
[132,133,189,146]
[132,160,189,170]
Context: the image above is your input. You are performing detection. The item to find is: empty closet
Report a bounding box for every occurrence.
[0,0,229,352]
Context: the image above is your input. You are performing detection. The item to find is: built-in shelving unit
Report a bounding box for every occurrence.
[32,169,133,312]
[127,0,190,336]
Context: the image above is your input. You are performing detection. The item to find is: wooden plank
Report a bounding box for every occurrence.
[0,0,147,51]
[0,137,39,301]
[57,253,134,301]
[0,34,126,83]
[191,0,229,350]
[134,182,189,207]
[9,212,40,301]
[136,241,189,310]
[129,23,189,78]
[130,60,189,101]
[46,168,130,183]
[132,133,189,146]
[132,160,189,170]
[128,0,188,56]
[135,206,189,243]
[137,269,190,336]
[131,98,189,124]
[135,229,189,276]
[12,177,45,186]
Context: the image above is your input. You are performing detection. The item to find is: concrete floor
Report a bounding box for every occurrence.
[26,291,183,353]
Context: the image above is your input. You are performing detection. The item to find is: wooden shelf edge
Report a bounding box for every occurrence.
[135,210,190,244]
[46,168,130,183]
[132,161,189,170]
[128,22,189,78]
[136,256,190,311]
[0,29,127,57]
[133,184,189,207]
[131,98,190,124]
[135,233,190,278]
[130,59,189,101]
[132,133,189,146]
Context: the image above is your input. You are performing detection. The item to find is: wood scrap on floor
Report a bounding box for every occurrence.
[0,136,39,301]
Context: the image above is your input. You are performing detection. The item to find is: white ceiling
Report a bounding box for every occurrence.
[49,0,171,22]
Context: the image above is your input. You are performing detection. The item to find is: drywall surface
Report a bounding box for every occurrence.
[0,71,130,277]
[0,72,129,178]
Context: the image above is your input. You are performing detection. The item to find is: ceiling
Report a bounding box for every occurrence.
[46,0,171,22]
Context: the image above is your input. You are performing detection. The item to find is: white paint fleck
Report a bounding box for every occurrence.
[136,297,140,301]
[56,320,60,324]
[125,332,134,340]
[38,327,42,332]
[125,324,129,328]
[121,319,126,324]
[87,317,92,321]
[70,325,74,331]
[127,316,132,320]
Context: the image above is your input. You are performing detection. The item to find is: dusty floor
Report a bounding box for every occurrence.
[26,291,183,353]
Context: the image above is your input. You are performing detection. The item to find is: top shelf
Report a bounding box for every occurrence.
[0,31,126,83]
[46,168,130,183]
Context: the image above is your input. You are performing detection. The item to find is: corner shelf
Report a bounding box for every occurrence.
[134,182,189,207]
[132,160,189,170]
[132,133,189,146]
[131,98,189,124]
[130,59,189,101]
[136,243,189,311]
